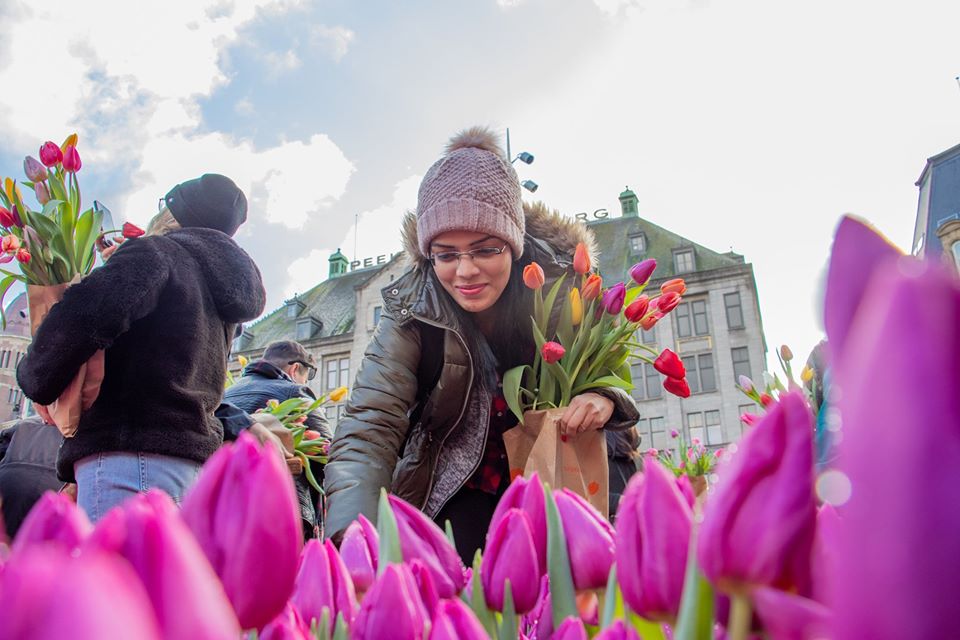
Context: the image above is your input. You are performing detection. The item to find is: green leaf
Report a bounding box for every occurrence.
[73,208,102,274]
[600,565,624,627]
[547,361,573,407]
[539,273,567,335]
[556,290,575,350]
[628,612,669,640]
[298,452,323,493]
[445,519,456,548]
[499,581,519,640]
[544,483,578,630]
[0,275,19,329]
[503,365,531,423]
[673,530,715,640]
[623,283,647,307]
[332,613,349,640]
[468,550,498,637]
[572,374,633,396]
[376,488,403,572]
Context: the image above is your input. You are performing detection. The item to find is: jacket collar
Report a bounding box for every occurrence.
[243,360,293,382]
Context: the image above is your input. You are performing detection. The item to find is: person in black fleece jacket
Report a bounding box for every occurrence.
[17,173,266,520]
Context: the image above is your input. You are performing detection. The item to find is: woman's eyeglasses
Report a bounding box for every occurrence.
[429,244,508,267]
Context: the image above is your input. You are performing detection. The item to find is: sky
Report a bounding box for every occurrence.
[1,0,958,369]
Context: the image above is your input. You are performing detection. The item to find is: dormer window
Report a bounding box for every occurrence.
[629,233,646,254]
[233,329,254,352]
[296,316,322,341]
[286,297,306,319]
[674,249,695,274]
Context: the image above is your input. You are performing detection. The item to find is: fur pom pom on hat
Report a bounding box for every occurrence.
[416,126,524,258]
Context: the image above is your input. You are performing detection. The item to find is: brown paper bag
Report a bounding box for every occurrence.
[27,283,105,438]
[502,408,609,518]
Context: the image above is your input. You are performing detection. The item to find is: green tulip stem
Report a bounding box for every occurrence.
[728,594,752,640]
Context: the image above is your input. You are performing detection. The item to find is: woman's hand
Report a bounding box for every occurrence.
[560,392,614,436]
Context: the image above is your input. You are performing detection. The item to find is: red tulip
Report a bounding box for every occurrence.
[581,274,603,300]
[482,508,541,613]
[12,491,90,553]
[86,490,240,638]
[290,539,358,632]
[653,349,685,379]
[760,393,774,407]
[523,262,546,289]
[123,222,146,238]
[488,473,547,574]
[352,564,428,640]
[554,489,615,590]
[389,494,467,598]
[429,598,489,640]
[623,295,649,322]
[62,145,82,173]
[39,141,63,167]
[663,376,690,398]
[0,207,14,228]
[2,234,20,253]
[573,242,591,275]
[541,341,565,364]
[23,155,48,182]
[660,278,686,296]
[182,432,302,630]
[640,311,663,331]
[15,247,30,264]
[339,514,378,593]
[654,291,681,313]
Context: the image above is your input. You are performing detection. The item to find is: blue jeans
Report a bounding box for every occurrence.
[75,452,202,522]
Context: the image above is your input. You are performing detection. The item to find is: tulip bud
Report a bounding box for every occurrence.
[237,355,249,368]
[552,617,589,640]
[488,473,547,574]
[12,491,91,553]
[581,274,603,301]
[738,375,754,392]
[339,514,379,594]
[653,349,685,379]
[62,145,82,173]
[627,259,656,286]
[260,604,310,640]
[554,489,615,590]
[640,312,662,331]
[523,262,546,289]
[573,242,591,275]
[780,344,794,362]
[388,494,467,598]
[601,282,626,315]
[740,412,760,427]
[1,235,20,253]
[429,598,489,640]
[760,393,774,407]
[670,429,679,438]
[38,141,63,167]
[330,386,348,402]
[753,587,831,640]
[645,447,658,457]
[290,539,358,632]
[654,291,681,313]
[15,248,30,264]
[623,295,649,323]
[352,564,427,640]
[0,207,14,228]
[663,376,690,398]
[34,181,50,205]
[569,287,583,325]
[23,156,48,182]
[482,508,541,613]
[801,365,814,383]
[61,133,79,151]
[541,341,565,364]
[122,222,145,238]
[10,205,23,227]
[594,620,642,640]
[660,278,687,296]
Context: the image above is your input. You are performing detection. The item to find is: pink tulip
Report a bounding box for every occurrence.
[554,489,615,590]
[389,494,466,598]
[488,473,547,573]
[482,508,541,613]
[675,474,696,508]
[62,145,82,172]
[38,141,63,167]
[811,504,841,605]
[552,616,589,640]
[260,604,310,640]
[697,391,816,595]
[594,620,641,640]
[182,432,301,630]
[339,514,379,593]
[12,491,90,553]
[629,259,657,286]
[753,587,831,640]
[34,180,50,204]
[429,598,489,640]
[290,539,358,632]
[86,490,240,638]
[615,460,693,622]
[0,547,161,639]
[352,564,428,640]
[23,155,47,182]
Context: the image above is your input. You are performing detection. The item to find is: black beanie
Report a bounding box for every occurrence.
[164,174,248,237]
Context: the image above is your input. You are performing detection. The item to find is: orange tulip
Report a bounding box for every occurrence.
[581,274,603,301]
[523,262,545,290]
[661,278,686,296]
[573,242,591,275]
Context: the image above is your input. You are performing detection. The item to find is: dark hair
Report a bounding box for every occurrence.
[262,340,313,368]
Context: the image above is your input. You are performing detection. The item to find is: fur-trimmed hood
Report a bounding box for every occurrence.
[400,200,598,268]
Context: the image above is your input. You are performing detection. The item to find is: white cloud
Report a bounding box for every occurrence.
[264,49,302,75]
[496,0,525,8]
[311,25,355,62]
[285,248,332,298]
[234,98,256,117]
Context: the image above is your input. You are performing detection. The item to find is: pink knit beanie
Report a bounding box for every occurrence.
[416,126,525,259]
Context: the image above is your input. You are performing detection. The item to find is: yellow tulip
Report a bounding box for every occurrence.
[329,386,348,403]
[4,178,22,204]
[569,287,583,326]
[237,355,249,368]
[801,365,814,384]
[61,132,78,152]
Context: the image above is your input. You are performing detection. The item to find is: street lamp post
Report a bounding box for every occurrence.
[506,127,538,192]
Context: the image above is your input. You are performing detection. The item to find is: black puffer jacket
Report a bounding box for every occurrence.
[17,228,266,481]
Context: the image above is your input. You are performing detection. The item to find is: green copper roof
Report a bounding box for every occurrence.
[619,186,636,200]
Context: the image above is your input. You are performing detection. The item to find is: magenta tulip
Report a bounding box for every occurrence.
[0,547,161,639]
[552,616,589,640]
[828,257,960,639]
[601,282,627,315]
[615,460,693,622]
[389,494,466,598]
[482,508,541,613]
[408,558,441,618]
[697,391,816,595]
[488,472,547,573]
[23,155,48,182]
[811,504,841,605]
[260,604,310,640]
[339,514,379,593]
[290,539,358,632]
[352,564,428,640]
[62,145,82,172]
[12,491,90,553]
[554,488,616,590]
[753,587,831,640]
[0,206,14,228]
[629,259,657,286]
[675,474,696,508]
[429,597,489,640]
[38,141,63,167]
[594,620,641,640]
[86,490,240,638]
[182,432,301,630]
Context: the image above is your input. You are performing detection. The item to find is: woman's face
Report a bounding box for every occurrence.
[430,230,513,315]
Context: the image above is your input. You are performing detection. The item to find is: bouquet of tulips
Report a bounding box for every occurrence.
[646,428,721,496]
[737,343,817,427]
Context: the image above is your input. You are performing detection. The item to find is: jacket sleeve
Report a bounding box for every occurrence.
[16,238,170,405]
[216,402,255,441]
[323,313,422,541]
[592,386,640,432]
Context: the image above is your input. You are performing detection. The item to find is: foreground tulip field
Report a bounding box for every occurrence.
[0,214,957,640]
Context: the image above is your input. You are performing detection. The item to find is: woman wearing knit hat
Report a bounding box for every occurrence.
[17,174,266,520]
[324,128,639,562]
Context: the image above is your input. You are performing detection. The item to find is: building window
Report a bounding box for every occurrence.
[638,326,656,344]
[629,234,646,254]
[705,409,722,445]
[326,356,350,392]
[630,362,662,401]
[7,387,14,403]
[724,291,744,329]
[731,347,751,381]
[325,404,347,427]
[687,410,722,445]
[687,412,704,444]
[373,306,382,327]
[0,350,9,368]
[952,240,960,267]
[675,300,710,338]
[683,353,717,394]
[674,250,694,274]
[15,352,23,366]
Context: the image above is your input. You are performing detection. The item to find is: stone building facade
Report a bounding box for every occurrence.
[0,294,32,423]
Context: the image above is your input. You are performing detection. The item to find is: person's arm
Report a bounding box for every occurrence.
[16,238,170,405]
[216,402,255,441]
[323,313,422,541]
